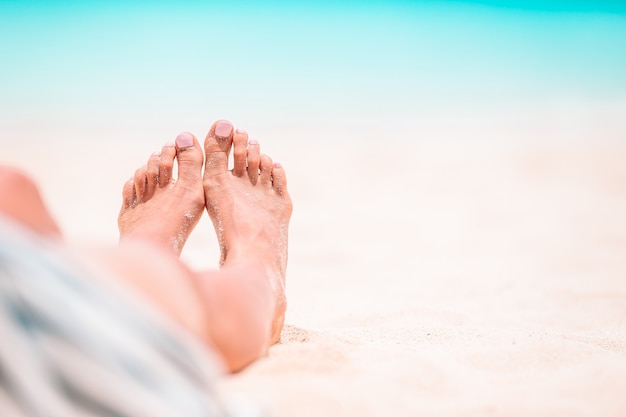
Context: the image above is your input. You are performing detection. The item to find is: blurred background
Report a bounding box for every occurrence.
[1,0,624,133]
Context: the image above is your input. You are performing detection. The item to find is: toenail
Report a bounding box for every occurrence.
[152,151,161,156]
[215,122,233,139]
[175,132,194,149]
[164,142,174,147]
[274,162,282,168]
[236,128,247,134]
[249,140,259,146]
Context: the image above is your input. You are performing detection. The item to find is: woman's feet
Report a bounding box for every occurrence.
[118,132,205,256]
[203,120,293,341]
[117,121,293,345]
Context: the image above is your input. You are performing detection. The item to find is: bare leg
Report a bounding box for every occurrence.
[0,166,62,238]
[113,123,292,371]
[1,125,291,374]
[0,166,209,342]
[117,133,205,256]
[112,122,292,371]
[201,120,293,347]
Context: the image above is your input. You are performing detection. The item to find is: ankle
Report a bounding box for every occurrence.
[223,249,285,278]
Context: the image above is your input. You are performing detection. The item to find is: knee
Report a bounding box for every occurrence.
[0,166,38,195]
[0,166,61,237]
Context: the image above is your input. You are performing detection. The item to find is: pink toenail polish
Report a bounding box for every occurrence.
[236,128,247,134]
[274,162,282,168]
[164,142,174,147]
[215,122,233,138]
[175,132,194,149]
[249,140,259,146]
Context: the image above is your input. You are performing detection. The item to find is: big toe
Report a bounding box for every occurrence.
[204,120,234,178]
[174,132,204,187]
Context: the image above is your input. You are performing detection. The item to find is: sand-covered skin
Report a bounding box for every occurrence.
[117,133,206,256]
[4,115,626,416]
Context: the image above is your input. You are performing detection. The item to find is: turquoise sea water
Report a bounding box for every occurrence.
[1,1,625,140]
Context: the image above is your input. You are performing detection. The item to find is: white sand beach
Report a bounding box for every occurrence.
[4,101,626,416]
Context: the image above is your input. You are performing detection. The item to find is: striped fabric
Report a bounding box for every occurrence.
[0,217,263,417]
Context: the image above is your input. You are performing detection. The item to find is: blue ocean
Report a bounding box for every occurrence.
[0,0,624,143]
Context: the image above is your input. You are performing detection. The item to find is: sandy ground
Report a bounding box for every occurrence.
[3,104,626,416]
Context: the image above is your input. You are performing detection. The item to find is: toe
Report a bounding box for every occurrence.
[204,120,234,178]
[122,177,136,209]
[145,152,160,200]
[259,154,273,188]
[159,142,176,188]
[232,128,248,177]
[247,140,261,185]
[175,132,204,187]
[272,162,289,198]
[134,167,148,202]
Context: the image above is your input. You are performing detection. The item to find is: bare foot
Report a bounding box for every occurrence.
[118,133,205,256]
[202,120,293,339]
